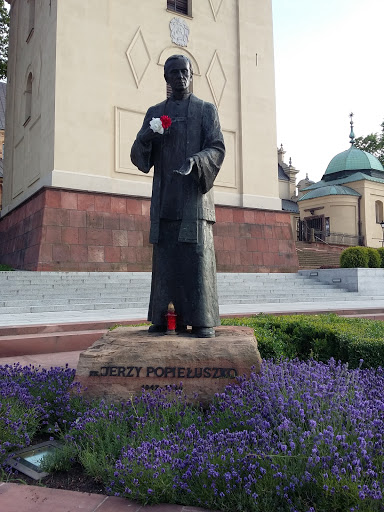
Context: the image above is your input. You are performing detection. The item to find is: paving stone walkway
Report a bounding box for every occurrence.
[0,482,214,512]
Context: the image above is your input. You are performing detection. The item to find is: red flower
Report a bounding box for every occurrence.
[160,115,172,130]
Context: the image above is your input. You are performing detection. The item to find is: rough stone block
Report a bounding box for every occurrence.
[62,227,79,245]
[95,195,111,212]
[111,197,127,214]
[45,189,62,208]
[69,210,87,228]
[70,245,88,263]
[78,194,95,212]
[75,326,262,405]
[88,246,104,262]
[61,192,78,210]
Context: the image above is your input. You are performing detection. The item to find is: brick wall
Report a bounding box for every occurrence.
[0,188,299,272]
[213,207,298,273]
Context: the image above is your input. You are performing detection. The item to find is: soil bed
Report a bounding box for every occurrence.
[14,464,104,495]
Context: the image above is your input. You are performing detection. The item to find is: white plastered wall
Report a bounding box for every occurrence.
[356,181,384,248]
[298,195,359,236]
[3,0,280,214]
[2,0,57,215]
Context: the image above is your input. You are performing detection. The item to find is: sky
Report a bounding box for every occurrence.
[272,0,384,184]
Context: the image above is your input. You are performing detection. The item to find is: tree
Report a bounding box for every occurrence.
[0,0,9,81]
[354,120,384,167]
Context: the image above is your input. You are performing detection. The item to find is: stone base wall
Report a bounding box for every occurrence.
[0,188,299,272]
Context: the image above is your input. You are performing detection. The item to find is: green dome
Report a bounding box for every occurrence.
[324,145,384,176]
[298,185,361,201]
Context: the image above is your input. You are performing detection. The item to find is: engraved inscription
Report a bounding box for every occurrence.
[99,366,143,377]
[89,365,238,379]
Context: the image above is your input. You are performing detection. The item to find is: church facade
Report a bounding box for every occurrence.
[0,0,298,272]
[298,121,384,248]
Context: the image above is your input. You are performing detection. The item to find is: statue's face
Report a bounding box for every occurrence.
[165,58,192,93]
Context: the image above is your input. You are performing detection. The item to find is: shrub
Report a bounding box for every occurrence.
[365,247,381,268]
[376,247,384,268]
[340,246,369,268]
[222,314,384,368]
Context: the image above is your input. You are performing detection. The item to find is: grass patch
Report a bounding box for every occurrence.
[0,264,13,271]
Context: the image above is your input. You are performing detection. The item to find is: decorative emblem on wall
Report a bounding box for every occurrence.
[169,17,190,47]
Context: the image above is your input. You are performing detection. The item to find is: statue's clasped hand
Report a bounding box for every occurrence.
[173,157,194,176]
[140,127,160,145]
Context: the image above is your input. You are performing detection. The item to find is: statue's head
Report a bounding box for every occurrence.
[164,55,193,94]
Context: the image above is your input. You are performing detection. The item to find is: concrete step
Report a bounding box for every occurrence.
[0,283,346,300]
[0,269,371,323]
[0,271,363,315]
[1,294,374,316]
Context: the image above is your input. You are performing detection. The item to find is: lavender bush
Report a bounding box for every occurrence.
[0,363,84,472]
[1,357,384,511]
[98,359,383,511]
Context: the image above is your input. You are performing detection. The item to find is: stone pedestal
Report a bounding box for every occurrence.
[75,326,262,404]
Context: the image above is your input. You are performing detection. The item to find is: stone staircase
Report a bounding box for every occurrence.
[296,242,344,269]
[0,270,381,357]
[0,270,366,316]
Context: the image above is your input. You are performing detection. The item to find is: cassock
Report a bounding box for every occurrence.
[130,93,225,328]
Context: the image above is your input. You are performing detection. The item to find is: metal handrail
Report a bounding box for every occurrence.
[314,235,330,245]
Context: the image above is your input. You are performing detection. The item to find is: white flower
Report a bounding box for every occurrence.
[149,117,164,134]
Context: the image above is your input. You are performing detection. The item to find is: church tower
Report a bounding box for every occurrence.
[0,0,298,272]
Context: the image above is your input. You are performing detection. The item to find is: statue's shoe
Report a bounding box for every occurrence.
[148,324,167,333]
[192,327,215,338]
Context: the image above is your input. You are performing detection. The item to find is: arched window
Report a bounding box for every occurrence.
[375,200,383,223]
[26,0,35,42]
[24,73,33,126]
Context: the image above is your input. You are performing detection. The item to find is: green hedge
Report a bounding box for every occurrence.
[340,246,382,268]
[377,247,384,268]
[222,314,384,368]
[340,246,369,268]
[366,247,381,268]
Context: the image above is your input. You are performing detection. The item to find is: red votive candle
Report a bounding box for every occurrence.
[166,302,177,333]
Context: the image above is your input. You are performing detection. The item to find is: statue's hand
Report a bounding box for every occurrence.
[173,158,194,176]
[140,127,159,144]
